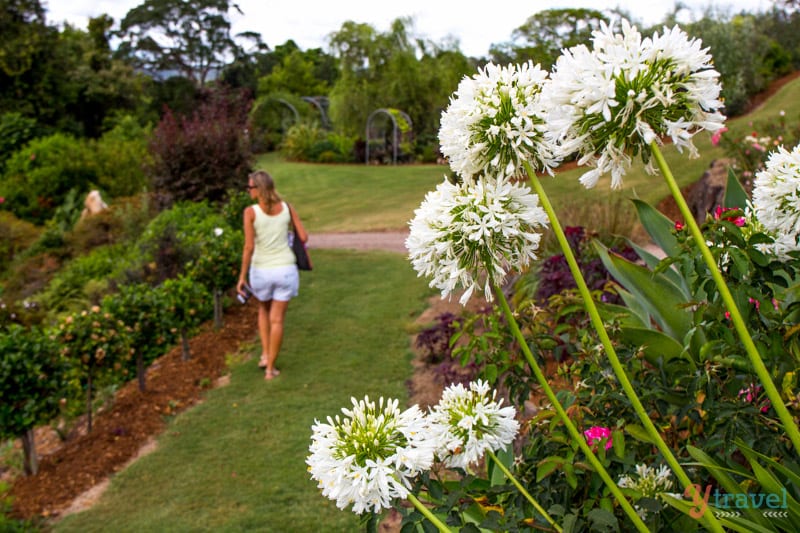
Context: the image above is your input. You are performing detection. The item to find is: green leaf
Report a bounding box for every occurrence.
[625,424,656,444]
[632,198,680,257]
[618,326,696,369]
[489,446,513,487]
[724,168,750,209]
[536,457,563,482]
[595,242,692,340]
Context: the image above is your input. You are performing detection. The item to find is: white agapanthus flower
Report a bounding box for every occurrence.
[618,463,675,519]
[543,19,726,189]
[752,143,800,258]
[428,380,519,469]
[213,227,224,237]
[618,464,674,496]
[439,61,560,180]
[406,175,549,305]
[306,396,434,515]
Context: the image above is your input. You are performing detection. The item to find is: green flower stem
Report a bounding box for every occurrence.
[486,449,562,532]
[407,492,453,532]
[651,141,800,453]
[493,284,649,532]
[522,160,725,533]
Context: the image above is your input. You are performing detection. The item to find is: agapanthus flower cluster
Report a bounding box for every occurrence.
[543,19,725,189]
[752,143,800,258]
[439,61,559,180]
[618,464,674,519]
[618,463,674,496]
[427,380,519,469]
[406,175,548,304]
[308,383,520,514]
[306,396,434,514]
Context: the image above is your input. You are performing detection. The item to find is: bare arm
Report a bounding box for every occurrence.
[237,206,255,295]
[289,204,309,243]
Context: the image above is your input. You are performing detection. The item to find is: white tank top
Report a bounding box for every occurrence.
[251,202,295,268]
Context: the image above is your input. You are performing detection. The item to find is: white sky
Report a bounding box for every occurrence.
[45,0,773,57]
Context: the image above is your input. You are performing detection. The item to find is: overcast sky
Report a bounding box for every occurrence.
[46,0,773,57]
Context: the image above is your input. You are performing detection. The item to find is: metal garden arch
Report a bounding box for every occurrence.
[365,108,413,165]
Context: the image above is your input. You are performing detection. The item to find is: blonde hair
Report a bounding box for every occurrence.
[249,170,282,211]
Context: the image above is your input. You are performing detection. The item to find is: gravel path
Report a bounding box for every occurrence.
[309,231,410,254]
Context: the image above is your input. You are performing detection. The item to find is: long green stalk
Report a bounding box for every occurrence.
[486,449,562,532]
[523,161,725,532]
[493,285,650,532]
[651,142,800,453]
[407,493,453,532]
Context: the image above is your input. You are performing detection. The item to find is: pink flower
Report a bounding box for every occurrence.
[748,297,760,310]
[674,221,684,231]
[714,206,746,227]
[584,426,612,451]
[738,384,771,413]
[772,298,780,311]
[710,127,728,146]
[724,311,731,320]
[0,197,4,204]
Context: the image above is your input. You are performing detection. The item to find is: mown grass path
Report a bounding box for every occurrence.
[55,249,432,532]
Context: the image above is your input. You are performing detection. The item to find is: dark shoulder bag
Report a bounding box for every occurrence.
[287,203,312,271]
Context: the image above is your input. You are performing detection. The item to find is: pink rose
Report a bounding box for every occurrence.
[584,426,613,451]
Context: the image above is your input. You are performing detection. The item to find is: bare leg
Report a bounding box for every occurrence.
[265,300,289,379]
[257,299,272,367]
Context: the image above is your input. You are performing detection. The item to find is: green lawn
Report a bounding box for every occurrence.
[55,249,433,532]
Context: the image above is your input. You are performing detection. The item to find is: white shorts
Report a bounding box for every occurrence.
[249,265,299,302]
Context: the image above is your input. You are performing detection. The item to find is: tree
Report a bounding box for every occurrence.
[0,324,68,475]
[116,0,243,87]
[147,88,252,205]
[489,9,609,68]
[327,18,471,146]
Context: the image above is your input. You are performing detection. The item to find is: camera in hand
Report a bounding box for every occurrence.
[237,284,253,304]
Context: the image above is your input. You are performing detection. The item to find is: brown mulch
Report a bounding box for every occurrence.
[7,299,258,521]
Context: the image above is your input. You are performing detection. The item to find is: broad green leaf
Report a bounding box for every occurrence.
[596,242,692,339]
[618,326,693,368]
[724,168,750,209]
[489,445,514,486]
[625,424,655,444]
[632,198,681,257]
[627,239,689,295]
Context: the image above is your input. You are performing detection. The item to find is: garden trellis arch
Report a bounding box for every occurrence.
[302,96,330,129]
[365,108,413,165]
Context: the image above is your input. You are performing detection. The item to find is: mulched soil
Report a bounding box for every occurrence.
[7,299,257,521]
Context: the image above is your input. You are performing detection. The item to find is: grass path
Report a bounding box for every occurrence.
[55,249,432,532]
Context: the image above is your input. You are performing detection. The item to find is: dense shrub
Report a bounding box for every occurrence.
[280,122,325,161]
[0,133,98,224]
[0,112,38,173]
[93,116,152,198]
[147,89,253,206]
[35,243,135,314]
[133,201,231,283]
[0,211,41,275]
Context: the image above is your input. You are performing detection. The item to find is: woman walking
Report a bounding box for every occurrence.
[237,170,308,380]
